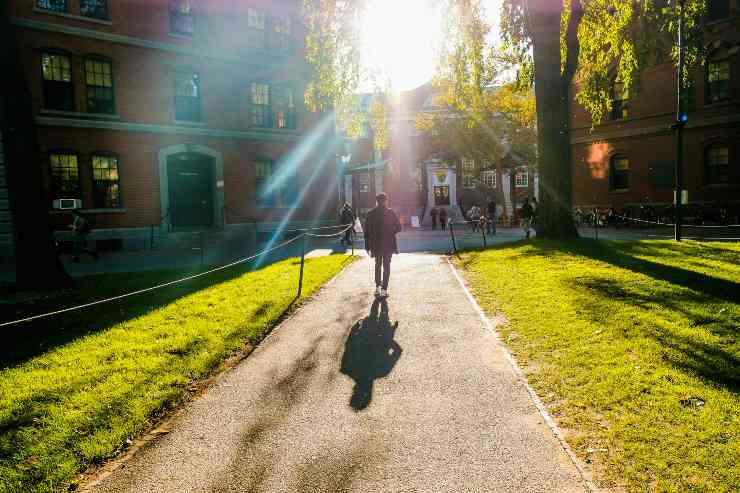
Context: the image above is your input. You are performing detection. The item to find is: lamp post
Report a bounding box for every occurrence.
[672,0,687,242]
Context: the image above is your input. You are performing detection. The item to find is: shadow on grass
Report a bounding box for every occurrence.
[575,277,739,394]
[0,261,275,370]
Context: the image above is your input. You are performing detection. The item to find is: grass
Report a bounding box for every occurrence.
[0,254,353,493]
[455,239,739,492]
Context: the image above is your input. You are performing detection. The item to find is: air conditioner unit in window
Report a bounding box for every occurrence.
[53,199,83,210]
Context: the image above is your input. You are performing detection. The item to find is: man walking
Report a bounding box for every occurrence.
[364,193,401,298]
[520,198,534,239]
[430,207,438,230]
[340,203,355,246]
[486,199,497,235]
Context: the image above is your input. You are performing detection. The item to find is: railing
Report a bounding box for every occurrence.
[1,223,355,328]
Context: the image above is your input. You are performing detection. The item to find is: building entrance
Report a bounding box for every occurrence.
[434,186,450,206]
[167,153,214,228]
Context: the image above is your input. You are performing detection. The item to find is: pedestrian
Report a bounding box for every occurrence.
[486,199,497,235]
[439,208,448,231]
[70,209,97,262]
[520,198,534,239]
[430,207,438,230]
[469,205,481,232]
[340,203,355,245]
[364,193,402,298]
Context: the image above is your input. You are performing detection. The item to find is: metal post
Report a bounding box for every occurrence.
[594,208,599,241]
[481,218,487,248]
[351,225,354,256]
[200,232,205,266]
[297,232,307,297]
[449,220,459,256]
[674,0,685,242]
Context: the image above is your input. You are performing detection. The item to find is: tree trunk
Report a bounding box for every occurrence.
[0,5,72,288]
[530,0,579,238]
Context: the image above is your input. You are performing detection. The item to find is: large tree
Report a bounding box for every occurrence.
[302,0,710,237]
[1,3,71,287]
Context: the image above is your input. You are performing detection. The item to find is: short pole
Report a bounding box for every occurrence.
[351,225,354,256]
[200,232,205,265]
[449,220,459,256]
[594,208,599,241]
[297,232,307,297]
[481,219,487,248]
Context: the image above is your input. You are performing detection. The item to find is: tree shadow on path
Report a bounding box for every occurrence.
[340,298,402,411]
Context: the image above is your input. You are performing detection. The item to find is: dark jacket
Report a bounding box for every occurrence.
[520,203,534,220]
[340,207,354,225]
[365,206,402,255]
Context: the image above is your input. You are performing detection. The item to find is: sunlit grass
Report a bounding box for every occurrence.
[0,255,353,493]
[456,240,739,492]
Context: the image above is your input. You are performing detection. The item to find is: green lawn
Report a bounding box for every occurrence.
[456,240,739,492]
[0,254,353,493]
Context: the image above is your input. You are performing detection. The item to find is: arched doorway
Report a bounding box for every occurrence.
[158,144,224,230]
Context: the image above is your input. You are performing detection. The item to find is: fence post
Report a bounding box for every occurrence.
[594,208,599,241]
[351,225,355,256]
[481,219,487,248]
[449,220,459,256]
[200,232,205,265]
[297,232,307,297]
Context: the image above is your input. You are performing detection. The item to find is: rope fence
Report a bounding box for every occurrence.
[2,223,355,328]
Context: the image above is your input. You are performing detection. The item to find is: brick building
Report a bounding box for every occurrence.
[341,83,538,226]
[8,0,338,251]
[570,3,740,221]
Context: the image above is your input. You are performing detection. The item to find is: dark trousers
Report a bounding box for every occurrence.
[374,253,392,289]
[343,228,352,244]
[431,217,437,230]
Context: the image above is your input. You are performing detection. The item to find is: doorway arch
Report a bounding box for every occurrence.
[158,144,224,230]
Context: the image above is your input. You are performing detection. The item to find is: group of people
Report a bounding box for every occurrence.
[428,207,449,231]
[464,200,499,236]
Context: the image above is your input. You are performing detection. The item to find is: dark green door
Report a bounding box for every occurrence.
[168,153,214,228]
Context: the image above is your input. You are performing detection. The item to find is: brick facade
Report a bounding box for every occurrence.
[570,12,740,220]
[9,0,338,248]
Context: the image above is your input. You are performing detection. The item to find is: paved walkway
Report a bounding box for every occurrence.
[86,254,585,493]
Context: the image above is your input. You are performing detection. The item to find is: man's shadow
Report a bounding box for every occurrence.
[340,298,402,411]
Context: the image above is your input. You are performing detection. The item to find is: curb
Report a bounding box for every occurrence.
[446,256,598,493]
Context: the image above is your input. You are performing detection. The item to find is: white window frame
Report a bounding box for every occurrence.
[515,169,529,188]
[481,170,496,189]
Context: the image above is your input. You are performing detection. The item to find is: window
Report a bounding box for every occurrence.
[41,52,73,111]
[37,0,67,13]
[49,152,80,200]
[611,80,629,119]
[272,14,293,53]
[707,0,730,21]
[461,158,475,189]
[84,58,114,114]
[251,82,271,127]
[169,0,194,35]
[358,173,370,193]
[707,59,730,103]
[515,169,529,188]
[80,0,108,19]
[706,145,729,185]
[481,170,496,189]
[610,156,630,190]
[247,8,267,49]
[174,71,201,121]
[275,86,296,129]
[91,154,120,208]
[414,163,424,192]
[254,160,281,207]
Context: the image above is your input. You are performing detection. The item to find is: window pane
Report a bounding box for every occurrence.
[706,146,729,184]
[85,59,114,113]
[92,155,121,208]
[248,8,266,29]
[80,0,108,19]
[251,83,272,127]
[174,72,201,121]
[37,0,67,12]
[169,0,194,34]
[611,157,629,190]
[42,53,74,110]
[50,153,80,200]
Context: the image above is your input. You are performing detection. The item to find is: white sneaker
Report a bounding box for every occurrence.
[380,288,388,298]
[375,286,382,297]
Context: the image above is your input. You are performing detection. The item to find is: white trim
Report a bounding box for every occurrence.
[33,7,113,26]
[11,17,287,69]
[446,258,596,493]
[35,116,300,142]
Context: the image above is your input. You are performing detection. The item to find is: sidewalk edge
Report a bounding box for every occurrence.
[446,257,598,493]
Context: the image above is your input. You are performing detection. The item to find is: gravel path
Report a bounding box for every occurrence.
[86,253,586,493]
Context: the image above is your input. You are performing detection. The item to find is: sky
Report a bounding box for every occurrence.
[359,0,503,92]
